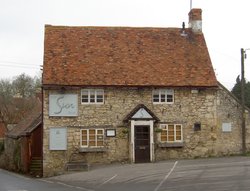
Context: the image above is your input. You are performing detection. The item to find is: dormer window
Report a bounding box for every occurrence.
[152,89,174,104]
[81,89,104,104]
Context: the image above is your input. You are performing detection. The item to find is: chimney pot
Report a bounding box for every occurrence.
[189,8,202,33]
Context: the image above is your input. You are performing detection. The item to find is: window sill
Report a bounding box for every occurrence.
[81,103,104,105]
[79,147,108,153]
[158,142,184,148]
[152,102,174,104]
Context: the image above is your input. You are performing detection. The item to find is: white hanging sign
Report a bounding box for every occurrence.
[49,94,78,116]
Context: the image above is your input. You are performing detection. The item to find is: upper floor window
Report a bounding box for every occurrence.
[160,124,182,143]
[152,89,174,104]
[81,89,104,104]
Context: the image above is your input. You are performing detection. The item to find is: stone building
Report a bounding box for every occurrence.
[42,9,250,177]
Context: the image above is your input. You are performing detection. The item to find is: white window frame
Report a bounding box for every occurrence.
[80,129,104,148]
[160,124,183,143]
[81,89,104,104]
[152,89,174,104]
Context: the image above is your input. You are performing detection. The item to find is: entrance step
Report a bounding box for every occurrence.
[66,161,90,171]
[29,157,43,177]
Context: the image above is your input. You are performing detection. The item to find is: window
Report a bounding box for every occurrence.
[194,123,201,131]
[80,129,104,147]
[153,89,174,104]
[81,89,104,104]
[160,124,182,142]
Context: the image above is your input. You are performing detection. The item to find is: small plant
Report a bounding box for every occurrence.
[13,144,21,171]
[244,152,250,157]
[122,129,129,134]
[154,128,162,133]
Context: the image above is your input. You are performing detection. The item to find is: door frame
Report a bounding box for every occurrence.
[130,120,154,163]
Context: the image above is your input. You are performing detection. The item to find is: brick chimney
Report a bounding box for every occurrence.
[188,8,202,33]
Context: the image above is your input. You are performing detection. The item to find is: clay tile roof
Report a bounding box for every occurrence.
[43,25,217,87]
[6,99,42,139]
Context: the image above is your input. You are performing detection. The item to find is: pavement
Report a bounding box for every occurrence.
[45,156,250,191]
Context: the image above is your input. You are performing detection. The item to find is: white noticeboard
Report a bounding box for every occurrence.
[222,123,232,132]
[49,127,67,150]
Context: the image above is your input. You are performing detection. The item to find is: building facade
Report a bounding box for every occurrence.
[42,9,250,177]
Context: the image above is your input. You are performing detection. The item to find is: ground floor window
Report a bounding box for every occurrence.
[160,124,182,142]
[80,129,104,147]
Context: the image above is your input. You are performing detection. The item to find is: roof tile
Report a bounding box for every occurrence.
[43,26,217,87]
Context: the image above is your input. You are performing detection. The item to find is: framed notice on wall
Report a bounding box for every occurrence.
[106,129,116,137]
[49,127,67,150]
[222,123,232,132]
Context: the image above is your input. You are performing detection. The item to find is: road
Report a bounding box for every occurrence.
[0,168,91,191]
[49,156,250,191]
[1,157,250,191]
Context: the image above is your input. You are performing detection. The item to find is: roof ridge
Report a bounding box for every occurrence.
[45,25,184,30]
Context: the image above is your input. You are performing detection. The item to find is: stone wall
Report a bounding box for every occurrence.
[1,137,32,173]
[216,85,250,153]
[43,86,250,177]
[3,137,21,171]
[155,88,218,160]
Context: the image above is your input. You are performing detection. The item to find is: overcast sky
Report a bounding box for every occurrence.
[0,0,250,90]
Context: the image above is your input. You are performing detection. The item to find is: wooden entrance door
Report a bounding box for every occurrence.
[135,125,150,163]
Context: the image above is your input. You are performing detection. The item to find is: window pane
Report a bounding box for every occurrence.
[81,130,87,135]
[90,95,95,102]
[153,90,160,102]
[81,130,88,142]
[97,135,103,140]
[160,125,167,129]
[89,129,95,134]
[82,141,87,146]
[168,136,174,141]
[176,136,182,141]
[89,135,95,140]
[97,141,103,146]
[81,130,88,146]
[166,89,174,94]
[96,90,104,103]
[81,90,89,103]
[176,125,181,131]
[82,135,87,140]
[168,131,174,136]
[160,93,166,102]
[161,131,167,136]
[89,141,96,147]
[168,125,174,131]
[167,125,174,142]
[153,95,159,102]
[176,125,182,141]
[96,95,103,102]
[176,131,181,136]
[82,95,89,103]
[161,130,167,142]
[167,94,173,102]
[97,130,103,135]
[82,90,88,95]
[96,90,104,95]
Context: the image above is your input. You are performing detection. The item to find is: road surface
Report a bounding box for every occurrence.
[1,156,250,191]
